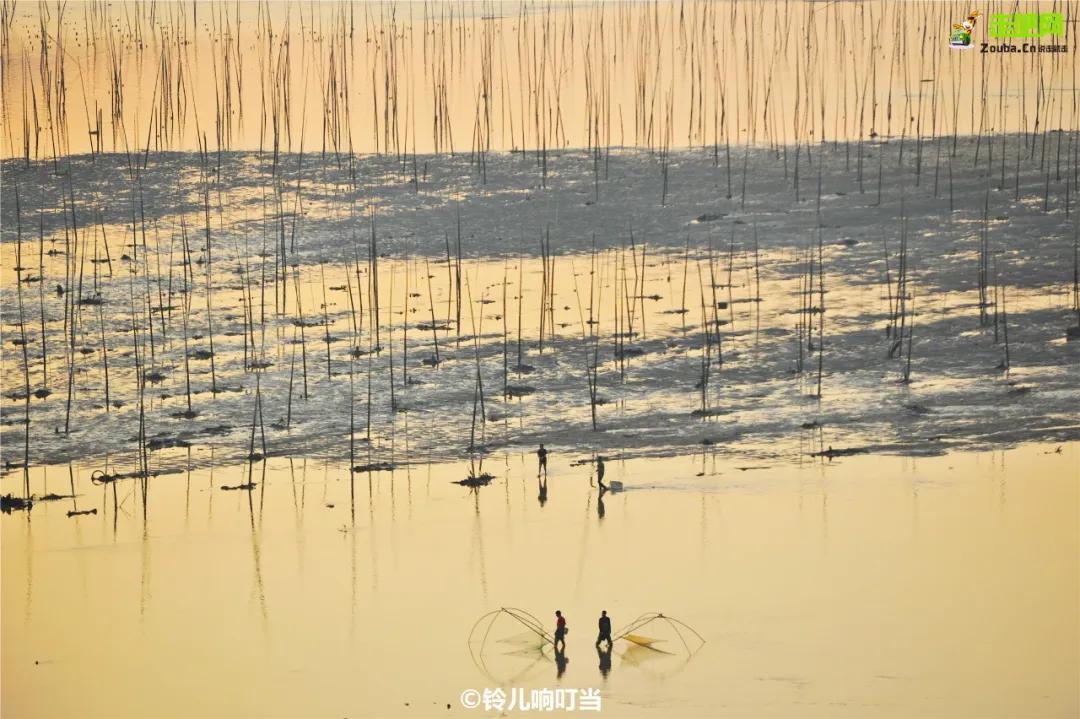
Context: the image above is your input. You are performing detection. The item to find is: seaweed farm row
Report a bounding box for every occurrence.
[2,137,1078,486]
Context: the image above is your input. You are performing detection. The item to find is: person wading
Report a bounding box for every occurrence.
[596,610,613,649]
[554,610,568,651]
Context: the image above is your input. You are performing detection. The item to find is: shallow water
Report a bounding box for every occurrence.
[2,442,1077,717]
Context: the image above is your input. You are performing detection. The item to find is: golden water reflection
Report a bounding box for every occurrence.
[2,441,1077,717]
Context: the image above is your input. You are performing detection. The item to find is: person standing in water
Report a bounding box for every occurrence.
[537,444,548,476]
[596,610,613,649]
[554,610,567,651]
[596,457,607,492]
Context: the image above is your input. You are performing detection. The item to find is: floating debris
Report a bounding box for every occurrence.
[811,446,868,458]
[89,469,157,484]
[455,472,495,487]
[1,495,32,513]
[67,509,97,517]
[220,483,257,491]
[352,462,397,473]
[37,493,74,502]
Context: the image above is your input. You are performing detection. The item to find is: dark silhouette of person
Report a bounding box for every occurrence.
[538,476,548,507]
[537,444,548,475]
[554,610,567,652]
[596,457,606,489]
[597,643,612,678]
[555,646,569,678]
[596,610,613,649]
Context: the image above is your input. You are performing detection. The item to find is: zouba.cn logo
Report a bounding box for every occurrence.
[950,10,981,48]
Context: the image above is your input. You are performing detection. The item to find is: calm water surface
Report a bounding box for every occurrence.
[2,442,1077,717]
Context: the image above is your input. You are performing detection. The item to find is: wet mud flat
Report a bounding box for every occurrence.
[3,139,1079,478]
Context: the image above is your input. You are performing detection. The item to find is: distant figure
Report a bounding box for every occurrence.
[597,457,622,493]
[596,610,613,649]
[537,444,548,475]
[538,477,548,507]
[596,643,612,678]
[554,610,567,651]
